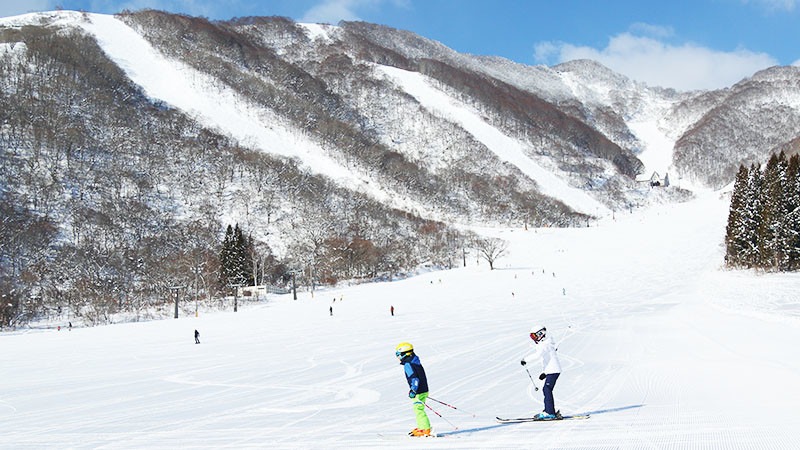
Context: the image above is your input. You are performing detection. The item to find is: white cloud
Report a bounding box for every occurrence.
[533,41,559,64]
[301,0,362,23]
[534,29,778,91]
[300,0,408,24]
[745,0,800,11]
[793,59,800,66]
[0,0,55,17]
[628,23,674,39]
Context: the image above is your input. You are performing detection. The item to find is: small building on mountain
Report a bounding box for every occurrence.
[636,171,670,187]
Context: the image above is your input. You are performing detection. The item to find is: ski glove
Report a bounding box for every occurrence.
[539,373,546,380]
[520,360,526,366]
[409,390,416,398]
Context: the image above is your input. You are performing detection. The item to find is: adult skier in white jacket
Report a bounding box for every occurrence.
[520,325,562,419]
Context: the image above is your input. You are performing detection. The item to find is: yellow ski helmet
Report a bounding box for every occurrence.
[395,342,414,359]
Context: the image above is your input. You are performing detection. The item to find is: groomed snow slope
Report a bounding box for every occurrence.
[3,194,800,448]
[73,13,431,217]
[378,65,611,217]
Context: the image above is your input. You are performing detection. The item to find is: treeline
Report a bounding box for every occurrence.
[725,152,800,270]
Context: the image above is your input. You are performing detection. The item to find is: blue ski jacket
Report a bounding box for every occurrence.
[402,354,429,395]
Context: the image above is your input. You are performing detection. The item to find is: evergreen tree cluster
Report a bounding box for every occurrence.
[220,224,254,287]
[725,152,800,270]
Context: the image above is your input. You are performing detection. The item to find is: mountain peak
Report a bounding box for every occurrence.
[552,59,636,89]
[743,64,800,84]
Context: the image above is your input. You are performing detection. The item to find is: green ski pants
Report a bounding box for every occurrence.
[411,392,431,429]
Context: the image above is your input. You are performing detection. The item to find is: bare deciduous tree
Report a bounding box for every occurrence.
[474,237,508,270]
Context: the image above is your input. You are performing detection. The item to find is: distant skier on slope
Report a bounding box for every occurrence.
[396,343,431,437]
[520,325,562,419]
[194,329,200,344]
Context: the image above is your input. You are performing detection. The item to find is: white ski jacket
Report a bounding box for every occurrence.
[523,336,561,374]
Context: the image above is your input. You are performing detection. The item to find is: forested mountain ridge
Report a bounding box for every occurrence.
[2,10,799,326]
[673,66,800,188]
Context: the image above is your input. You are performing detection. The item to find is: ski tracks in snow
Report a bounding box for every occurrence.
[5,193,800,447]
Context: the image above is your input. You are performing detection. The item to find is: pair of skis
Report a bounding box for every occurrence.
[495,413,590,423]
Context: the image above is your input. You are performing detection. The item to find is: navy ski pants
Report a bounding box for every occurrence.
[543,373,560,414]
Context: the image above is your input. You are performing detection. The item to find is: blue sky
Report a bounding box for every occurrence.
[2,0,799,90]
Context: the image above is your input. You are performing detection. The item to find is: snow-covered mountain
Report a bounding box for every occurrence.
[673,65,800,187]
[4,11,798,209]
[3,9,800,327]
[5,10,797,225]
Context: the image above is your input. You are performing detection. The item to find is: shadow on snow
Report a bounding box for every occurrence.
[436,404,644,437]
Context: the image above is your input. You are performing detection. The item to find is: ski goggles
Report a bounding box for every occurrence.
[530,330,546,341]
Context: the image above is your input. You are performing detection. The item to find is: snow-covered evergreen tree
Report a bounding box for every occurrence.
[757,153,788,269]
[219,224,235,286]
[785,155,800,269]
[772,153,791,270]
[727,153,800,271]
[725,165,750,266]
[741,164,764,267]
[233,225,254,286]
[229,224,250,286]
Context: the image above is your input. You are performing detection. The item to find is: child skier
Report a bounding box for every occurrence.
[520,325,562,419]
[396,343,431,436]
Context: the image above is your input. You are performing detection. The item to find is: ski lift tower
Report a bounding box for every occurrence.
[228,282,243,312]
[168,285,185,319]
[286,270,300,300]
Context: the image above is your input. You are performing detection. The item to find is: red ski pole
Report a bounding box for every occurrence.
[425,403,458,430]
[427,397,477,418]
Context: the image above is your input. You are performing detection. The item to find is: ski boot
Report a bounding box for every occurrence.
[408,428,431,437]
[534,411,556,420]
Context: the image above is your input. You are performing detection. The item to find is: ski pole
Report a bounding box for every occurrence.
[425,403,458,430]
[428,397,477,418]
[556,324,573,351]
[524,367,540,391]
